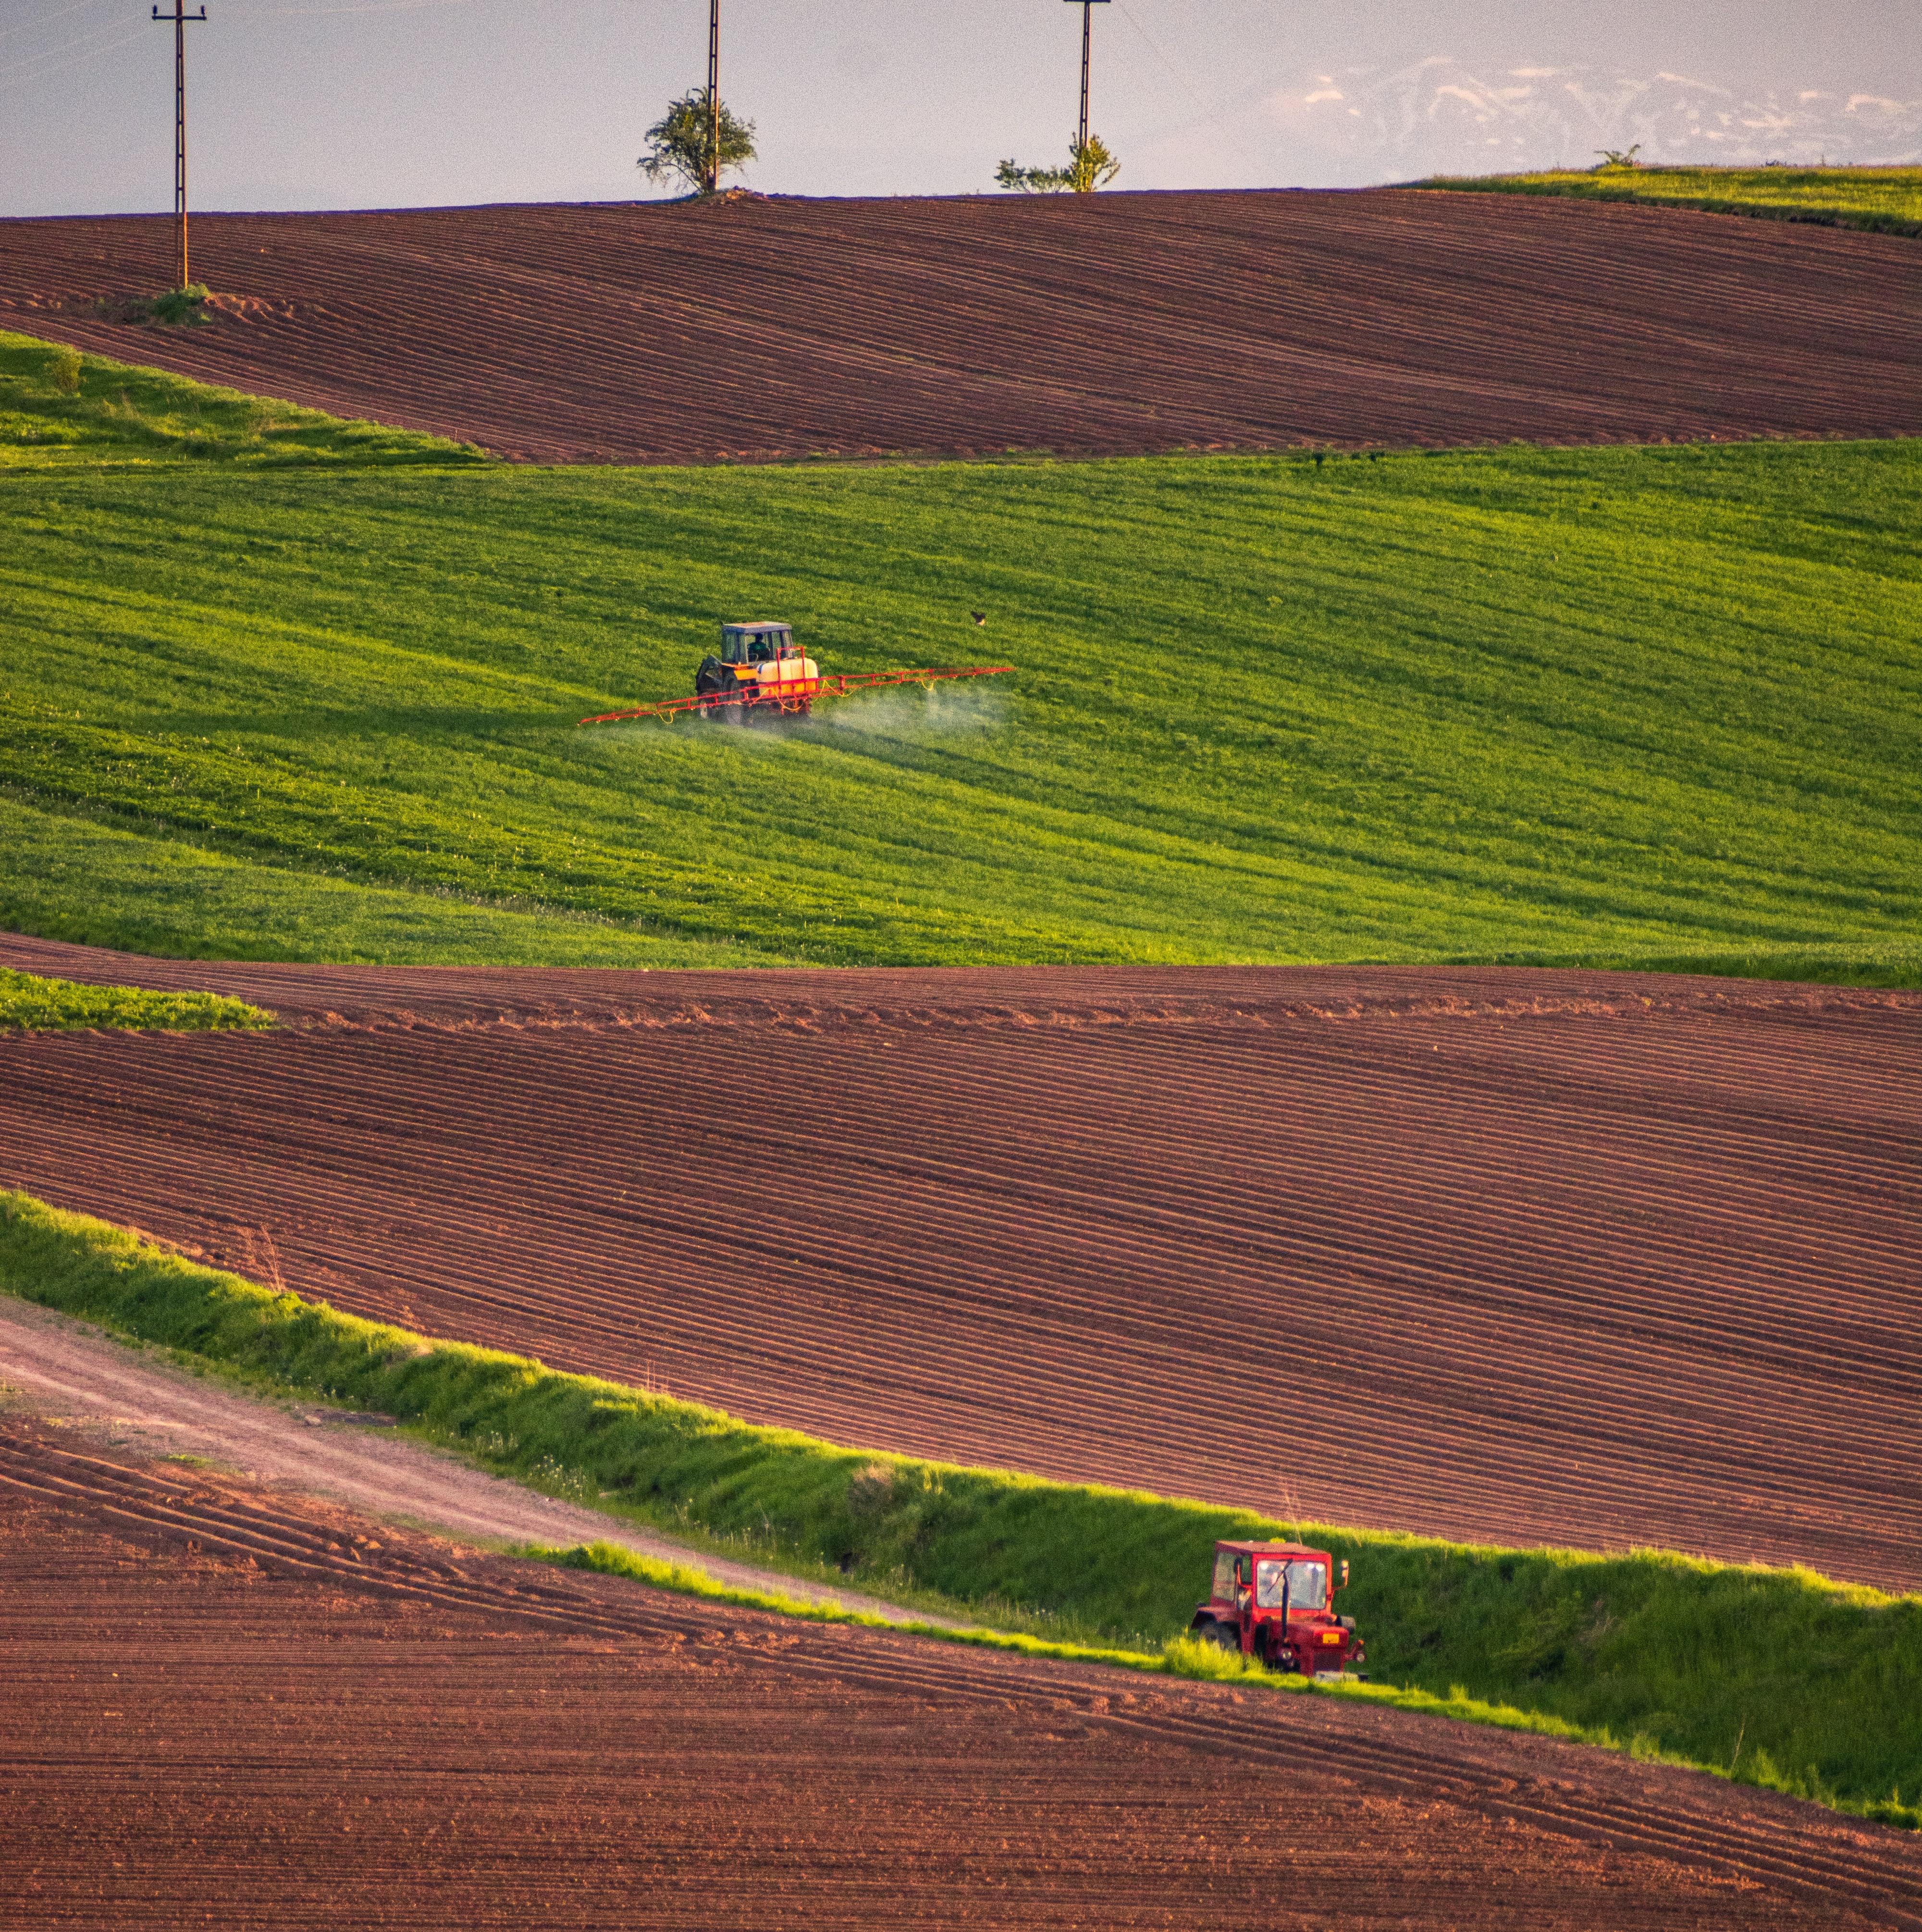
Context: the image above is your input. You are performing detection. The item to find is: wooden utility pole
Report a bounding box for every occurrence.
[1068,0,1109,151]
[706,0,720,192]
[152,2,208,289]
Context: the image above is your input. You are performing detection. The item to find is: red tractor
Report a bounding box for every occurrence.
[1190,1539,1366,1679]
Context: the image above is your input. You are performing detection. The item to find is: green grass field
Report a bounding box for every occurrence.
[1416,165,1922,237]
[5,1192,1914,1829]
[0,965,269,1032]
[3,330,1919,979]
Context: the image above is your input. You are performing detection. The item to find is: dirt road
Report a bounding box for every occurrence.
[3,1421,1917,1930]
[3,190,1916,461]
[0,1297,941,1625]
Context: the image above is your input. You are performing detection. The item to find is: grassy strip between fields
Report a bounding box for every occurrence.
[0,1189,1914,1830]
[0,331,483,468]
[523,1540,1615,1739]
[1414,165,1922,236]
[0,966,271,1033]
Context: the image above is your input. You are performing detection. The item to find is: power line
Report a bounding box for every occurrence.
[0,9,140,80]
[260,1,483,17]
[0,0,117,52]
[0,20,148,94]
[1113,0,1214,123]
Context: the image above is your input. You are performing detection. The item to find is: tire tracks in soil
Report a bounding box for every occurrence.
[0,1423,1916,1929]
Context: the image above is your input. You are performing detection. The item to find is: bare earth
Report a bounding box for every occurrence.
[0,1297,941,1625]
[2,935,1917,1595]
[3,1420,1918,1930]
[2,190,1916,461]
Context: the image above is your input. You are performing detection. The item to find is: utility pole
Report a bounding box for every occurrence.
[1067,0,1109,152]
[152,2,208,290]
[706,0,720,192]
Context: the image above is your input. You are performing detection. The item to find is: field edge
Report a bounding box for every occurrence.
[0,1185,1913,1833]
[1409,169,1922,238]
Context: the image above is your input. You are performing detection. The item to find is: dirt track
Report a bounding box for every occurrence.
[0,1296,946,1625]
[2,1422,1915,1930]
[3,190,1916,461]
[2,934,1916,1595]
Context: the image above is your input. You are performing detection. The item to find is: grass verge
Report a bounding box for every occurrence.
[0,1187,1914,1829]
[1414,165,1922,237]
[0,329,483,468]
[0,965,270,1032]
[528,1539,1625,1749]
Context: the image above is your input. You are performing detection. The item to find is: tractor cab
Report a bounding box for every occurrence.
[721,622,798,665]
[1190,1538,1366,1680]
[695,620,821,718]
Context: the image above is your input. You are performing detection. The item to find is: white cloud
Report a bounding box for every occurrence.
[1263,55,1922,176]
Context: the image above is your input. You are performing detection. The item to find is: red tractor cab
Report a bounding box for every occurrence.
[1190,1540,1366,1680]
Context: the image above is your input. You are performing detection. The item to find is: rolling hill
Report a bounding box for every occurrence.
[2,188,1917,463]
[1,329,1917,979]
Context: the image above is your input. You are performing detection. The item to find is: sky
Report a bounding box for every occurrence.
[0,0,1917,219]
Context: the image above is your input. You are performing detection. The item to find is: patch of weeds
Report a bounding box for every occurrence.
[0,966,271,1034]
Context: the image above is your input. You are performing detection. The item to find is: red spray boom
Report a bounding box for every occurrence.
[579,663,1012,727]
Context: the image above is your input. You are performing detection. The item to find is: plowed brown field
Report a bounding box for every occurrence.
[3,935,1917,1595]
[4,190,1917,461]
[3,1422,1916,1930]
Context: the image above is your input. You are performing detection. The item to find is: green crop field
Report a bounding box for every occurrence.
[2,330,1919,978]
[1415,165,1922,237]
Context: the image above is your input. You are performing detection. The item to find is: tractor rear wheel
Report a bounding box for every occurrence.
[1193,1620,1236,1651]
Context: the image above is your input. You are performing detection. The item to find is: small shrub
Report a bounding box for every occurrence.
[48,346,82,394]
[996,134,1121,195]
[148,284,211,328]
[848,1461,898,1518]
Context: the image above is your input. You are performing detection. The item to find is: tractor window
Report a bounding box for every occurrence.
[1254,1559,1328,1611]
[722,632,746,665]
[748,634,778,664]
[1210,1551,1238,1602]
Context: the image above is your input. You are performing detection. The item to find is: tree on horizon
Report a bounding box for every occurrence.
[996,134,1120,195]
[639,88,756,196]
